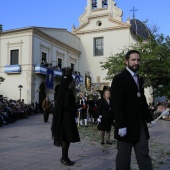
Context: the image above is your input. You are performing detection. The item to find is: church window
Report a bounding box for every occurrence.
[58,58,62,70]
[42,52,47,62]
[94,37,104,56]
[10,49,19,65]
[71,63,74,71]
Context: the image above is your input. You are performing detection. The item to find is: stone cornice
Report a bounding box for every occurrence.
[1,27,81,56]
[73,25,130,35]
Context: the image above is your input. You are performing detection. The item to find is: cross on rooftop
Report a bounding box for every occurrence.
[130,6,138,19]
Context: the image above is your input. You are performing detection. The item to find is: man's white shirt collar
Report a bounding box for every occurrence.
[126,67,137,77]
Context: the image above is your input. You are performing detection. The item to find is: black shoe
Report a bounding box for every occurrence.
[106,141,112,145]
[68,159,75,164]
[60,158,74,166]
[101,142,105,145]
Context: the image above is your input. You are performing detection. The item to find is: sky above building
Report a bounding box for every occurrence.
[0,0,169,36]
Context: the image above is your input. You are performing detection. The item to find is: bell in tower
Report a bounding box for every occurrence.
[102,0,108,7]
[92,0,97,9]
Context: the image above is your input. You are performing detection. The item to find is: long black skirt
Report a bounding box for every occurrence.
[97,118,112,132]
[60,116,80,143]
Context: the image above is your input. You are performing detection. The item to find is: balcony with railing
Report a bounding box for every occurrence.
[34,65,83,82]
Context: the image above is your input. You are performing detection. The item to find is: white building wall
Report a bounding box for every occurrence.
[0,28,81,104]
[78,28,135,84]
[0,31,33,103]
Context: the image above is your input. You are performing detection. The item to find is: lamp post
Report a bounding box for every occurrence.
[18,85,23,101]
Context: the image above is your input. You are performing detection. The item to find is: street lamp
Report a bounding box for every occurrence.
[18,85,23,101]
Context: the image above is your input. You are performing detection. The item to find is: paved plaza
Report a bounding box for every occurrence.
[0,114,170,170]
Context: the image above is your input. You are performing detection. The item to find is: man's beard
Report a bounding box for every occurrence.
[127,64,139,72]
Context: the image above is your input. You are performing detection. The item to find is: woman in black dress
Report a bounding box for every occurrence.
[97,88,114,145]
[51,67,80,166]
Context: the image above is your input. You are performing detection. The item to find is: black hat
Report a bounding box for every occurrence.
[61,67,73,85]
[102,86,110,92]
[61,67,73,77]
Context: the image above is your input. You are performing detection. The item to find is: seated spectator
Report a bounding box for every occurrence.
[149,103,155,118]
[154,104,163,119]
[162,106,170,120]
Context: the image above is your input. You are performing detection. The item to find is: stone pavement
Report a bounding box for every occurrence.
[0,114,170,170]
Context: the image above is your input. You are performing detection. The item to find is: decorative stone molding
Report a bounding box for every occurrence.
[6,40,23,46]
[6,40,23,65]
[115,7,122,17]
[40,43,50,51]
[79,10,87,25]
[56,50,65,57]
[70,56,76,63]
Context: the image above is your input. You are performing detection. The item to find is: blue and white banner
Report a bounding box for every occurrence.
[4,64,21,73]
[35,65,47,74]
[46,68,54,89]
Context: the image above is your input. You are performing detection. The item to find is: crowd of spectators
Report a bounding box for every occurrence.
[40,60,61,70]
[40,60,82,76]
[149,100,170,121]
[1,94,169,128]
[0,98,38,127]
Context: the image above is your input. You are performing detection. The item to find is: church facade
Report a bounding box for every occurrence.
[72,0,134,87]
[0,0,153,104]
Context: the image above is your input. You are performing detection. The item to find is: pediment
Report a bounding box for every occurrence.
[72,14,130,34]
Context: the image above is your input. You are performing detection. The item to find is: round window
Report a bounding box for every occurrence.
[96,20,102,26]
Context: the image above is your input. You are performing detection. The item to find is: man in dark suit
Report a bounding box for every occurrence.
[42,96,50,122]
[111,50,154,170]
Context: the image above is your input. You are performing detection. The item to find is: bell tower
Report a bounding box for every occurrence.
[88,0,108,11]
[72,0,132,100]
[94,0,108,9]
[78,0,123,26]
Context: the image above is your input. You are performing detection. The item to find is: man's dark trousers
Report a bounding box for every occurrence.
[116,124,153,170]
[43,109,49,122]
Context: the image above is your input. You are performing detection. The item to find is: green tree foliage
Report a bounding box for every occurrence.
[100,27,170,98]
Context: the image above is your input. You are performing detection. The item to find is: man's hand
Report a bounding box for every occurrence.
[97,115,102,124]
[97,118,101,123]
[118,127,127,137]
